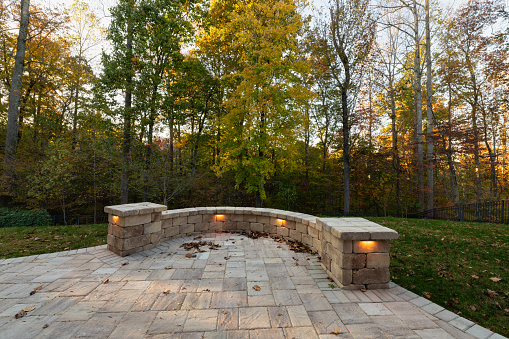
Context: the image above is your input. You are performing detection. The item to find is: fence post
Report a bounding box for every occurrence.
[460,204,464,222]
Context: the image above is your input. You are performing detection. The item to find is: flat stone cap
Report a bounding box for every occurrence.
[104,202,167,217]
[318,217,399,240]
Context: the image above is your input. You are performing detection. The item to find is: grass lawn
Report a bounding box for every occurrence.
[0,224,108,259]
[368,217,508,336]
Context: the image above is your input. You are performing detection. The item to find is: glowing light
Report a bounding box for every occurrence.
[277,218,286,226]
[112,215,119,224]
[357,241,376,252]
[215,214,225,221]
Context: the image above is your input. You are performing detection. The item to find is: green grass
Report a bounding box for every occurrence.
[0,224,108,259]
[367,217,508,336]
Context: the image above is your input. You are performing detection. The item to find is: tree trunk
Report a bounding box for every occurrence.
[412,0,424,212]
[446,85,459,204]
[389,83,400,213]
[3,0,30,186]
[342,85,350,216]
[120,37,133,204]
[425,0,433,213]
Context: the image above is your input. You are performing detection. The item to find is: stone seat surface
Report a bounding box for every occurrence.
[0,233,503,339]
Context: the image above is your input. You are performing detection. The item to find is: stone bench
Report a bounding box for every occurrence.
[104,203,399,289]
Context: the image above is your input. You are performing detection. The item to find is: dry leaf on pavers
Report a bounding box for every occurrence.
[360,288,367,292]
[224,256,231,260]
[15,310,26,319]
[103,279,109,284]
[203,289,210,292]
[121,262,129,266]
[23,306,36,312]
[490,277,502,282]
[294,262,299,266]
[163,290,171,295]
[329,330,339,335]
[422,292,432,299]
[253,285,261,291]
[30,285,43,296]
[42,324,49,329]
[185,253,196,258]
[165,266,173,269]
[194,236,202,240]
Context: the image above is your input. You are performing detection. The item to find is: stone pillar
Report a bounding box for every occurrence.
[105,202,167,257]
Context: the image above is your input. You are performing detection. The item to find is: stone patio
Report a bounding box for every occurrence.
[0,233,505,339]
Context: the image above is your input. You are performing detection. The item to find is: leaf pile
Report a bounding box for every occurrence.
[180,241,221,251]
[243,231,316,254]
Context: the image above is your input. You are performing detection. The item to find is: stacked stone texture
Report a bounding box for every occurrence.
[104,204,398,289]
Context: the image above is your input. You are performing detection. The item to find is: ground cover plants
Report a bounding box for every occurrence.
[369,217,508,336]
[0,224,107,259]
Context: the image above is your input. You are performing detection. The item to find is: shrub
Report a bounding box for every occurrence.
[0,208,51,227]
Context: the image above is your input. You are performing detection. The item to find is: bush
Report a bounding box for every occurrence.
[0,208,51,227]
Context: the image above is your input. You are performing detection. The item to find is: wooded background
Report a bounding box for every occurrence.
[1,0,508,220]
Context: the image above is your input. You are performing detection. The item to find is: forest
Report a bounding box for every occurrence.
[0,0,508,220]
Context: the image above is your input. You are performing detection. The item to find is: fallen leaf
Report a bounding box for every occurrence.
[452,298,460,304]
[422,292,431,299]
[42,324,49,329]
[470,305,477,311]
[121,262,129,266]
[471,275,479,279]
[294,262,299,266]
[165,266,173,270]
[329,330,339,335]
[224,256,231,260]
[103,279,109,284]
[185,253,196,258]
[360,288,367,292]
[253,285,261,291]
[163,290,171,295]
[15,310,26,319]
[23,306,36,312]
[484,289,498,298]
[277,246,281,248]
[489,277,502,282]
[203,289,210,292]
[34,285,43,291]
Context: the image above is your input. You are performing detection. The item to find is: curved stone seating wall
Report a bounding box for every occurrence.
[105,203,399,290]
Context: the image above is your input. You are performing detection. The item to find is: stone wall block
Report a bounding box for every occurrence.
[151,212,161,222]
[256,216,270,224]
[203,214,216,222]
[230,214,244,222]
[243,214,257,222]
[289,229,302,242]
[209,222,224,231]
[270,217,285,226]
[263,224,276,234]
[331,262,352,286]
[165,226,179,237]
[144,221,161,234]
[296,222,307,234]
[353,240,390,253]
[172,216,188,226]
[302,234,313,247]
[352,268,390,285]
[112,214,151,227]
[277,227,289,237]
[308,226,320,240]
[339,253,366,270]
[251,222,264,233]
[285,220,296,230]
[331,237,352,253]
[180,223,195,234]
[122,235,150,251]
[237,221,250,231]
[187,214,203,224]
[224,221,236,231]
[366,253,390,268]
[161,219,172,229]
[150,231,162,244]
[195,222,210,232]
[312,237,321,252]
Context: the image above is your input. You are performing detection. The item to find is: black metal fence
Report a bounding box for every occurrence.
[411,200,508,224]
[50,213,108,226]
